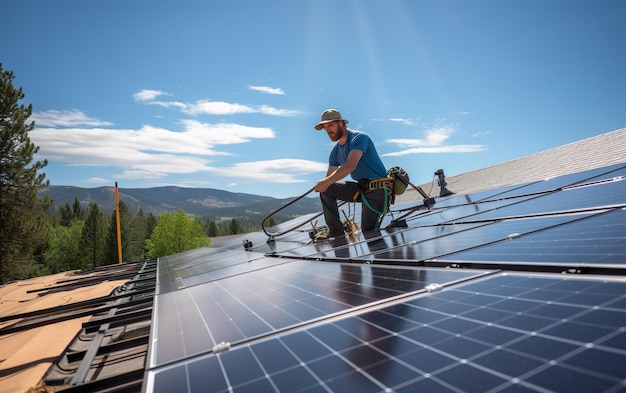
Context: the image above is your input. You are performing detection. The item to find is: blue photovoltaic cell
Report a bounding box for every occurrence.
[219,230,315,256]
[393,194,540,227]
[177,256,292,289]
[262,212,321,235]
[271,223,459,260]
[454,182,539,203]
[159,247,260,276]
[157,248,268,293]
[368,212,596,263]
[277,205,579,262]
[295,222,489,261]
[147,260,486,368]
[388,190,550,229]
[475,163,626,202]
[267,193,620,266]
[157,230,319,292]
[434,207,626,266]
[142,163,626,392]
[145,273,626,393]
[390,165,626,229]
[455,176,626,223]
[388,182,539,221]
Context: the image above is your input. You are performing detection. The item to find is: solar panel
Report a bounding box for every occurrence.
[277,210,605,264]
[157,230,321,292]
[386,194,540,227]
[142,163,626,392]
[434,208,626,267]
[454,176,625,223]
[147,261,486,368]
[387,164,626,226]
[475,162,626,202]
[144,272,626,393]
[157,248,266,293]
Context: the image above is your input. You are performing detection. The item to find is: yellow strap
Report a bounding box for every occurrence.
[368,177,394,192]
[353,178,394,201]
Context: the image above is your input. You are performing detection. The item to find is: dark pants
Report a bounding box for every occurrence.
[320,182,387,236]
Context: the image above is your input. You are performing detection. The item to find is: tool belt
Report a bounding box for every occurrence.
[354,178,395,214]
[355,178,394,201]
[358,177,394,192]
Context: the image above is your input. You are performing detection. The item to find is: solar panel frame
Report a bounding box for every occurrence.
[144,272,626,393]
[434,207,626,268]
[142,162,626,392]
[293,211,600,264]
[451,176,626,224]
[147,260,489,369]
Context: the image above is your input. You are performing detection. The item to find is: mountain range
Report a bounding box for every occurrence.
[39,185,322,223]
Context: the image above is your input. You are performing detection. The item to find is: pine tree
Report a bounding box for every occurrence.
[81,202,108,268]
[56,202,74,226]
[204,219,219,237]
[127,208,148,262]
[72,197,84,220]
[0,63,49,283]
[227,218,243,235]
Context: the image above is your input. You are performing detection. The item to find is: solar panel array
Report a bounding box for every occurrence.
[143,163,626,392]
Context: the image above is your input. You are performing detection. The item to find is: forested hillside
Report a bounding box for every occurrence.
[39,185,321,221]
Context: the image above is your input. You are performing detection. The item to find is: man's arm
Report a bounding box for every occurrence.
[314,149,363,193]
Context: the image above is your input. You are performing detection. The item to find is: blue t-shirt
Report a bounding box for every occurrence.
[329,129,387,181]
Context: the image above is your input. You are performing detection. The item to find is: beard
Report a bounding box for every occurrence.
[327,123,345,142]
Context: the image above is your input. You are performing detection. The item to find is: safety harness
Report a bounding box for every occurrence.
[353,167,411,228]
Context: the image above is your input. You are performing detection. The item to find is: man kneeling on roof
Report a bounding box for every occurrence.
[313,108,388,240]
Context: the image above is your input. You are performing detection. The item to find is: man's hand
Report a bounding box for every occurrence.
[314,179,331,193]
[314,150,363,193]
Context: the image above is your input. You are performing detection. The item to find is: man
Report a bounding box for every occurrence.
[313,109,388,239]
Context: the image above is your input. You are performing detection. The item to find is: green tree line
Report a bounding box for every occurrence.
[0,63,264,284]
[6,194,255,284]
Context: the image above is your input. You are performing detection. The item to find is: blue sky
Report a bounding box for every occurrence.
[2,0,624,198]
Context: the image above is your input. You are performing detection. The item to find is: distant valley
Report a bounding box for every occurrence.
[39,185,322,223]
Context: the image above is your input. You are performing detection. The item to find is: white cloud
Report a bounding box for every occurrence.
[86,177,109,183]
[383,125,486,156]
[31,126,216,169]
[133,90,301,117]
[56,121,270,155]
[118,169,171,180]
[180,120,275,145]
[30,91,310,185]
[133,89,169,102]
[181,101,302,117]
[183,100,256,116]
[257,105,302,116]
[385,127,453,148]
[472,130,494,137]
[248,85,285,95]
[388,118,417,126]
[383,145,486,156]
[210,159,327,183]
[31,110,114,127]
[149,100,188,110]
[30,120,278,180]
